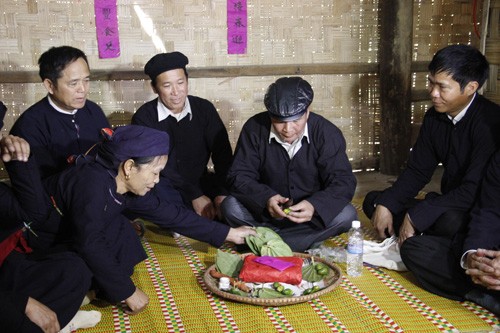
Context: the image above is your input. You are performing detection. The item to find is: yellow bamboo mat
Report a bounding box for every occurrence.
[81,204,500,333]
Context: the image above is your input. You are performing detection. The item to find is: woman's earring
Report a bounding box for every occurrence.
[125,174,130,180]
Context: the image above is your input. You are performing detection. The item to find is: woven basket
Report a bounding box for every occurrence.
[203,252,342,306]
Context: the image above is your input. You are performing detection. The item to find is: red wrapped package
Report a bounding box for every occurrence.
[239,255,303,284]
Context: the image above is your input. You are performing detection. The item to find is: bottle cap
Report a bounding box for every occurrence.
[352,220,361,228]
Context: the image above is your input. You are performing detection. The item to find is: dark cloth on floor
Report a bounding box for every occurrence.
[132,96,233,202]
[0,251,92,333]
[10,96,110,178]
[223,111,357,251]
[367,95,500,233]
[32,158,230,303]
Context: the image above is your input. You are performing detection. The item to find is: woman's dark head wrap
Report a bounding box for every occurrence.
[96,125,170,171]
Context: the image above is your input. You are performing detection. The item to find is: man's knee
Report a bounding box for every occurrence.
[345,203,358,220]
[400,235,441,268]
[400,236,420,264]
[220,195,236,215]
[330,203,358,232]
[426,210,469,238]
[220,195,249,227]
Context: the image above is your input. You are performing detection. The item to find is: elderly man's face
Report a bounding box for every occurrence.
[271,110,309,144]
[43,57,90,112]
[153,68,188,114]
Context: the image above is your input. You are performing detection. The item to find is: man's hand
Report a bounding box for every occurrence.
[192,195,216,219]
[466,249,500,290]
[371,204,394,239]
[226,226,257,244]
[124,288,149,315]
[1,134,30,162]
[266,194,290,219]
[398,213,416,245]
[25,297,60,333]
[283,200,315,224]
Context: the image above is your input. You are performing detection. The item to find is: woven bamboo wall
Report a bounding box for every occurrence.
[483,0,499,105]
[0,0,487,177]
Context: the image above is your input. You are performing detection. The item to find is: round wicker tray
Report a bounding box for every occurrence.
[203,252,342,306]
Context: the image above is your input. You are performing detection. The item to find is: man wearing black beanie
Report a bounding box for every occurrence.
[133,51,232,221]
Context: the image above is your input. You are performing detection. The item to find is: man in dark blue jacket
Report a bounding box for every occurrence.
[10,46,110,179]
[133,51,233,220]
[363,45,500,245]
[222,77,357,252]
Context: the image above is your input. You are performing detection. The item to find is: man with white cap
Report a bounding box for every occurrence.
[221,77,357,252]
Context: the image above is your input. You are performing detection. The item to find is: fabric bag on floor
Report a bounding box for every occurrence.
[363,235,408,271]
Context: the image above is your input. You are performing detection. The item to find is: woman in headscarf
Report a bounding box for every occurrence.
[31,125,255,314]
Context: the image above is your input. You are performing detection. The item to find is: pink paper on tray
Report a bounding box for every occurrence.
[253,256,296,271]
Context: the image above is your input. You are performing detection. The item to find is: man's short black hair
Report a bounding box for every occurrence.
[38,46,89,85]
[428,44,489,91]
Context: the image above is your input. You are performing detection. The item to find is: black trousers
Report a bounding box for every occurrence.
[0,251,92,333]
[400,234,472,300]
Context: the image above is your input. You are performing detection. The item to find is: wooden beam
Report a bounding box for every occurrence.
[0,62,432,84]
[378,0,414,175]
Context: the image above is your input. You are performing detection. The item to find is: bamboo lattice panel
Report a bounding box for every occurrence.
[0,0,488,177]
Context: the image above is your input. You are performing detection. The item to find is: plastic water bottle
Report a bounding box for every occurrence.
[346,220,363,276]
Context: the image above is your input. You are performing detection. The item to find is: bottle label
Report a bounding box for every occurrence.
[347,242,363,255]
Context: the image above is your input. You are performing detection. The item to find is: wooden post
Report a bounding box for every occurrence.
[378,0,414,175]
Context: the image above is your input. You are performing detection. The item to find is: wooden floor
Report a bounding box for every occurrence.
[353,167,443,200]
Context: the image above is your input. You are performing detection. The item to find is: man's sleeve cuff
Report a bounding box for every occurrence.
[460,249,477,269]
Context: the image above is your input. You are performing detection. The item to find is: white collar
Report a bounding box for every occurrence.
[157,97,192,122]
[447,93,475,125]
[48,95,78,115]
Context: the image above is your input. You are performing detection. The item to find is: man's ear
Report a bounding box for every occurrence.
[43,79,55,94]
[151,82,159,95]
[465,81,479,96]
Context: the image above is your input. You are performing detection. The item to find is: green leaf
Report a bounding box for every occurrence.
[256,227,281,242]
[245,234,263,255]
[260,244,271,256]
[215,249,243,277]
[302,263,324,282]
[229,287,249,297]
[264,239,293,257]
[244,227,291,256]
[254,287,288,298]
